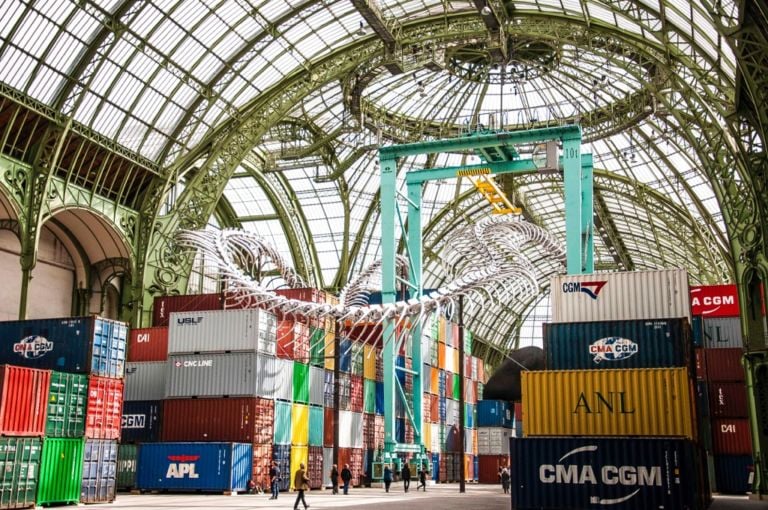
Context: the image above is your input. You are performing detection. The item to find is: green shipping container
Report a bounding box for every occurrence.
[46,372,87,437]
[309,328,325,367]
[364,379,376,414]
[308,405,324,447]
[116,444,138,490]
[274,400,292,445]
[464,330,473,354]
[351,344,364,375]
[293,363,309,404]
[452,373,460,400]
[37,438,84,506]
[0,437,41,509]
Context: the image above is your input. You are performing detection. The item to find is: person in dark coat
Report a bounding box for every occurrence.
[401,463,411,492]
[501,466,511,494]
[341,464,352,495]
[330,464,339,494]
[293,463,310,510]
[417,466,427,491]
[383,465,393,493]
[269,461,280,500]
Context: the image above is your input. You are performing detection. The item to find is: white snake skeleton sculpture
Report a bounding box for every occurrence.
[176,215,565,352]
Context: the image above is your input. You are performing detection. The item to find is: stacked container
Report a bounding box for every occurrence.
[690,284,753,494]
[510,269,709,510]
[476,400,514,483]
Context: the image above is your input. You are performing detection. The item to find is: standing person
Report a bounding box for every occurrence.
[341,464,352,495]
[500,466,510,494]
[330,464,339,495]
[383,465,393,493]
[269,461,280,500]
[417,465,427,491]
[293,463,310,510]
[401,463,411,492]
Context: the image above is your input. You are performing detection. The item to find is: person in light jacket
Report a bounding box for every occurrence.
[293,463,310,510]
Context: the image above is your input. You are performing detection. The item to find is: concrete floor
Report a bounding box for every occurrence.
[74,485,765,509]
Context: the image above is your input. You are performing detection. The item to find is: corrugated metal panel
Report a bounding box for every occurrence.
[289,445,309,490]
[0,365,50,436]
[168,309,276,355]
[309,327,324,367]
[85,376,123,440]
[714,455,753,494]
[292,404,309,446]
[522,368,696,438]
[705,348,745,382]
[273,358,294,402]
[702,317,743,349]
[274,400,292,446]
[37,438,84,506]
[712,419,752,455]
[323,407,334,447]
[477,400,513,428]
[364,379,375,414]
[446,399,460,426]
[161,397,273,443]
[308,366,325,407]
[80,439,117,503]
[166,352,259,398]
[251,443,272,490]
[363,345,376,380]
[692,316,703,347]
[695,348,707,379]
[0,437,41,508]
[477,427,512,455]
[128,327,168,362]
[153,294,223,327]
[323,331,335,371]
[121,401,161,443]
[690,284,740,317]
[124,361,166,401]
[339,411,363,448]
[696,382,710,417]
[709,382,748,418]
[307,446,323,489]
[272,444,291,491]
[293,363,309,404]
[136,442,252,492]
[116,444,137,490]
[510,437,706,510]
[46,371,87,438]
[477,454,510,483]
[309,405,324,447]
[543,318,692,370]
[322,447,333,487]
[551,269,691,323]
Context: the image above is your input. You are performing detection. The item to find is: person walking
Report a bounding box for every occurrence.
[341,464,352,495]
[383,465,393,493]
[401,463,411,493]
[293,463,310,510]
[417,465,427,491]
[269,461,280,500]
[500,466,510,494]
[330,464,339,495]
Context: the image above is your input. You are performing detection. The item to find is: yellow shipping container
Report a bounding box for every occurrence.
[423,419,432,450]
[324,331,335,370]
[291,403,309,446]
[364,345,376,380]
[522,367,696,439]
[438,343,446,369]
[289,445,309,490]
[438,317,447,342]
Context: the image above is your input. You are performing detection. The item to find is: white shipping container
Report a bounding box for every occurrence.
[339,411,363,448]
[430,423,441,452]
[309,366,325,407]
[446,399,460,426]
[272,358,294,402]
[551,269,690,323]
[165,352,281,398]
[477,427,512,455]
[323,447,333,487]
[445,347,456,373]
[464,429,475,454]
[124,361,166,401]
[168,309,276,354]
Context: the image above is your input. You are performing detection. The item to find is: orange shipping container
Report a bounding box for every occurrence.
[438,343,446,369]
[522,368,696,439]
[0,365,50,436]
[430,368,439,395]
[363,345,377,380]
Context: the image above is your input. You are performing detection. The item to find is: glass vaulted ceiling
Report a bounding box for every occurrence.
[0,0,739,351]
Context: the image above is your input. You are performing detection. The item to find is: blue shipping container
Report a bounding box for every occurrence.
[81,439,118,503]
[0,317,126,378]
[137,442,251,492]
[339,338,352,372]
[696,382,710,418]
[477,400,513,428]
[714,455,753,494]
[431,453,440,482]
[272,444,291,492]
[465,403,475,429]
[543,318,691,370]
[692,316,703,347]
[375,382,384,415]
[121,401,162,443]
[510,437,706,510]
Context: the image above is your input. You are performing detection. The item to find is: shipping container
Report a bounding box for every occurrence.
[121,401,161,443]
[136,442,251,492]
[37,438,84,506]
[292,404,309,446]
[690,284,740,317]
[364,379,376,414]
[0,317,126,378]
[276,320,309,361]
[477,427,512,455]
[323,408,334,447]
[551,269,691,323]
[46,371,87,438]
[289,445,308,490]
[692,316,703,347]
[696,382,710,418]
[309,327,325,367]
[702,317,743,349]
[127,327,168,362]
[339,411,364,448]
[307,446,324,489]
[308,366,325,407]
[705,348,745,382]
[712,419,752,455]
[153,293,223,327]
[293,362,309,404]
[116,443,137,490]
[364,345,377,380]
[543,318,692,370]
[477,454,509,484]
[161,397,273,443]
[168,309,276,355]
[477,400,513,428]
[251,443,272,490]
[322,447,333,487]
[510,437,705,510]
[85,376,123,440]
[0,437,41,509]
[709,382,748,418]
[80,439,117,503]
[309,405,324,447]
[338,447,362,486]
[522,368,696,439]
[274,400,292,446]
[714,455,753,494]
[272,444,291,492]
[695,348,707,379]
[124,361,166,401]
[0,365,49,437]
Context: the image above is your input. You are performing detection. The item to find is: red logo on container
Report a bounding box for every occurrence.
[167,455,200,462]
[690,285,740,317]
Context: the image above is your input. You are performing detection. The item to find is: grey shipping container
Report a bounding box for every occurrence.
[168,309,276,355]
[80,439,117,504]
[543,318,692,370]
[124,362,166,401]
[702,317,743,349]
[309,366,325,407]
[551,269,690,323]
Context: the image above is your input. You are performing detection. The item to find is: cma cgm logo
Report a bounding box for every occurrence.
[122,414,146,429]
[590,337,638,364]
[177,317,203,326]
[174,360,213,368]
[539,445,663,506]
[13,335,54,359]
[166,455,200,478]
[562,281,608,300]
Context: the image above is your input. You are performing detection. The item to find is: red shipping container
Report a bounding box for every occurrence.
[363,413,376,449]
[375,354,383,382]
[350,375,364,413]
[375,415,384,450]
[477,358,485,383]
[252,443,273,490]
[439,456,447,482]
[308,446,324,489]
[478,455,511,484]
[161,397,274,443]
[429,394,439,423]
[712,419,752,455]
[127,327,168,362]
[695,348,707,380]
[276,288,326,304]
[323,407,335,447]
[223,289,267,310]
[690,284,740,317]
[276,321,310,361]
[338,447,363,486]
[85,376,123,439]
[705,348,745,382]
[0,365,50,436]
[423,396,431,423]
[153,293,223,327]
[709,382,749,418]
[514,402,523,422]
